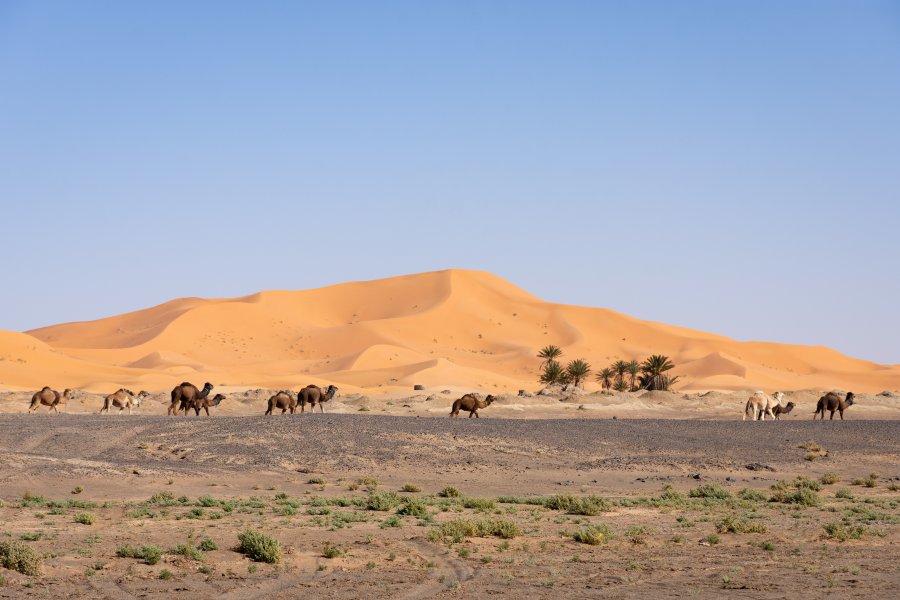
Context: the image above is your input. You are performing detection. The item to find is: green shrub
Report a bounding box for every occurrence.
[322,544,344,558]
[462,497,496,510]
[717,515,768,534]
[397,498,429,518]
[820,473,839,485]
[573,524,614,545]
[688,484,731,500]
[238,531,281,563]
[401,484,422,493]
[170,544,204,561]
[438,487,461,498]
[148,491,177,506]
[794,477,822,491]
[545,494,610,515]
[74,513,95,525]
[307,477,325,485]
[0,541,42,576]
[366,491,401,511]
[823,522,867,542]
[738,489,768,502]
[197,495,219,507]
[773,488,821,507]
[159,568,173,580]
[198,538,218,552]
[116,544,162,565]
[704,534,720,545]
[835,488,854,500]
[428,518,520,543]
[379,516,402,529]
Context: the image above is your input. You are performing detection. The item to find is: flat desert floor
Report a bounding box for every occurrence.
[0,411,898,598]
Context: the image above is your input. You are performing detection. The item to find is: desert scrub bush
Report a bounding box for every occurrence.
[19,532,43,542]
[625,526,654,544]
[159,568,173,580]
[170,544,204,561]
[428,518,520,543]
[0,541,42,576]
[462,497,496,511]
[307,477,325,485]
[887,482,900,492]
[238,531,281,563]
[379,515,402,529]
[822,522,868,542]
[74,513,95,525]
[794,477,822,491]
[396,498,429,518]
[545,494,610,516]
[689,484,731,500]
[115,544,162,565]
[703,534,720,545]
[322,544,344,559]
[572,523,615,545]
[197,495,220,507]
[717,515,768,534]
[496,496,547,506]
[820,473,839,485]
[738,489,768,502]
[401,484,421,493]
[198,538,217,552]
[835,488,854,500]
[148,491,178,506]
[366,491,402,511]
[438,487,462,498]
[798,441,823,453]
[772,488,821,507]
[72,486,83,495]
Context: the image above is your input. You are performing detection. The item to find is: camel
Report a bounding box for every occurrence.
[28,387,75,414]
[450,394,496,418]
[814,391,855,420]
[770,401,796,420]
[99,389,150,415]
[297,384,338,413]
[265,391,297,415]
[168,382,214,416]
[189,393,225,416]
[742,391,785,421]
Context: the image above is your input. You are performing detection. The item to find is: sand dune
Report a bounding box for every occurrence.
[0,269,895,394]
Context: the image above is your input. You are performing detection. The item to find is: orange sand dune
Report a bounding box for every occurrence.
[0,269,896,394]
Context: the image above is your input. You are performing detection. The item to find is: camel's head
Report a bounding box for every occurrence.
[202,382,214,393]
[62,388,76,400]
[782,401,795,414]
[326,384,338,396]
[845,392,855,406]
[484,395,497,406]
[211,394,226,406]
[137,390,151,399]
[773,391,785,404]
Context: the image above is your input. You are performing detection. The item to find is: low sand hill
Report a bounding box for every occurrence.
[0,269,897,395]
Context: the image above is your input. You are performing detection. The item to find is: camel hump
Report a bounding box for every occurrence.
[179,381,193,387]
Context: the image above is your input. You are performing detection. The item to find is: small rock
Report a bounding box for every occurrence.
[425,395,436,402]
[725,476,735,482]
[745,463,776,472]
[691,473,701,480]
[441,389,452,394]
[413,384,425,391]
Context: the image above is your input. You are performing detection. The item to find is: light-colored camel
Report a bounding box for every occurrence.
[814,391,855,420]
[742,391,785,421]
[450,394,496,418]
[168,382,214,416]
[265,391,297,415]
[99,389,150,415]
[28,387,75,414]
[298,384,338,413]
[188,393,225,416]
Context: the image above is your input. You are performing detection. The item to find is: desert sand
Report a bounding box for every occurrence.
[0,270,898,400]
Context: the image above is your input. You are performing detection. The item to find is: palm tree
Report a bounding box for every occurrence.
[596,368,614,390]
[612,360,628,389]
[537,345,563,370]
[539,360,566,385]
[626,360,640,392]
[565,359,592,388]
[639,354,678,391]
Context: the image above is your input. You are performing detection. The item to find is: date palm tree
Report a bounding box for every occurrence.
[596,368,614,390]
[612,360,628,389]
[537,345,563,370]
[565,359,592,388]
[639,355,678,391]
[626,360,641,392]
[539,360,566,385]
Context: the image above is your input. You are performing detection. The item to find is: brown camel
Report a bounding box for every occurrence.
[28,387,75,414]
[189,393,225,416]
[99,389,150,415]
[168,382,214,416]
[265,391,297,415]
[297,384,338,413]
[449,394,496,418]
[770,401,795,420]
[814,391,855,420]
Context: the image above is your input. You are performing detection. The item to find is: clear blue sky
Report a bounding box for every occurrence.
[1,1,898,364]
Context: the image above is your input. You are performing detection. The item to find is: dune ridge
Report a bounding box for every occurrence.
[0,269,895,394]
